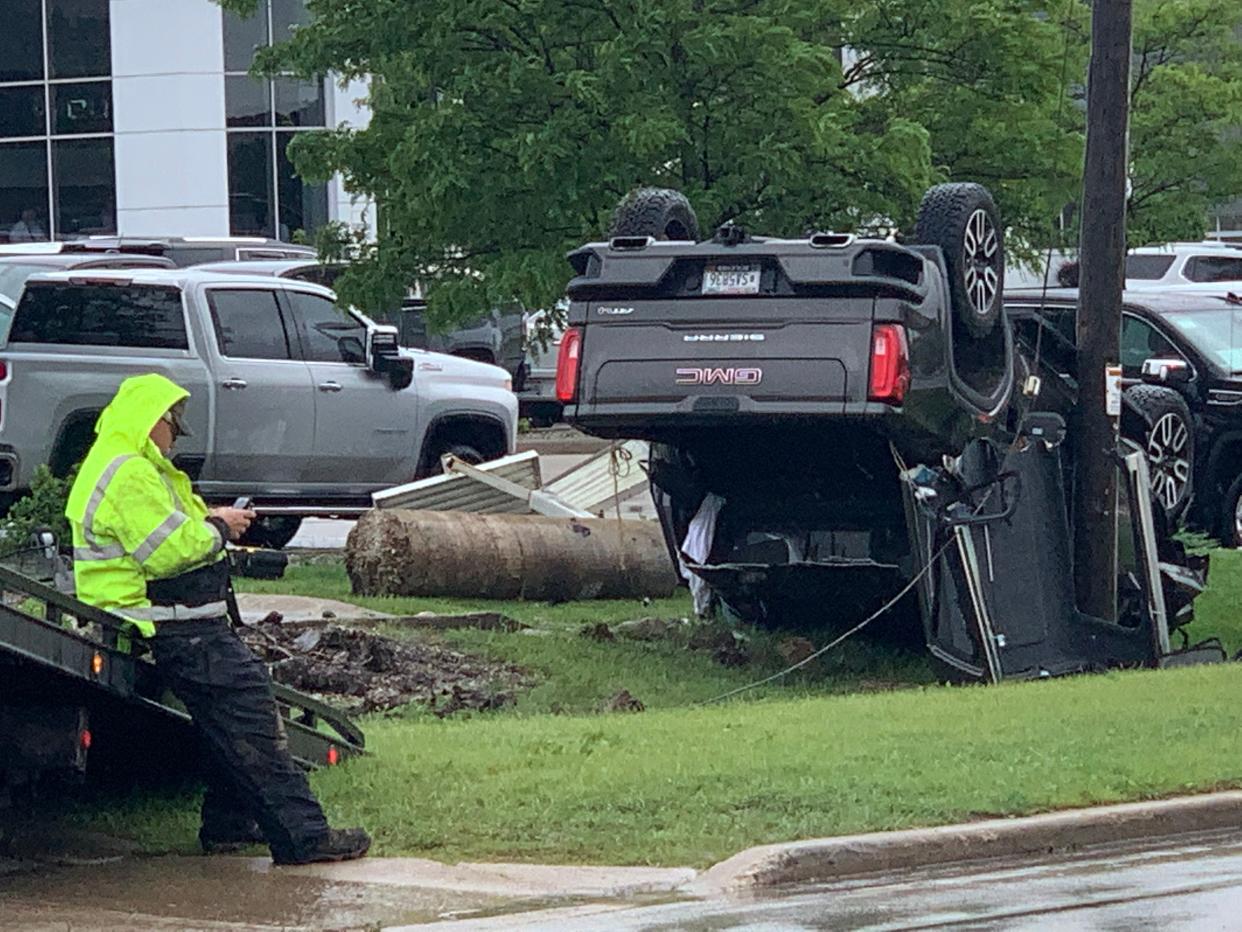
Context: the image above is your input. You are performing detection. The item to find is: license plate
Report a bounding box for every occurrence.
[702,264,761,295]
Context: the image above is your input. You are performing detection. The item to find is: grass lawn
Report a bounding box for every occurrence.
[62,551,1242,867]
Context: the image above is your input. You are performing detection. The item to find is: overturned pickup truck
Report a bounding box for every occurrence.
[557,185,1218,682]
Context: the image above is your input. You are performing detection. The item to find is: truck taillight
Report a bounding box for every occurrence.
[555,327,582,403]
[0,360,7,380]
[868,323,910,405]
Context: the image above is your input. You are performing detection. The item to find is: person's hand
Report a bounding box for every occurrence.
[210,507,257,541]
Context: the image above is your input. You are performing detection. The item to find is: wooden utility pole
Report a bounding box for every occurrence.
[1074,0,1132,619]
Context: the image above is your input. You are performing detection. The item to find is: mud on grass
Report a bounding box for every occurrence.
[238,564,937,717]
[239,621,531,715]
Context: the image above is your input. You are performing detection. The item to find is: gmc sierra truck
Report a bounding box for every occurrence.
[0,269,518,547]
[556,186,1215,682]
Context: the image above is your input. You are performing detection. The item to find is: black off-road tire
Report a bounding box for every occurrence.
[1125,384,1195,521]
[915,183,1004,339]
[239,516,303,550]
[609,188,700,241]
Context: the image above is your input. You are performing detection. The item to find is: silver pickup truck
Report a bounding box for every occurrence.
[0,269,518,547]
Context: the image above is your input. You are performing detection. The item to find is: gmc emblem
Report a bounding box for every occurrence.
[675,366,763,386]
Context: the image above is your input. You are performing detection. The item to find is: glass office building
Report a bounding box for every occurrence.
[0,0,367,243]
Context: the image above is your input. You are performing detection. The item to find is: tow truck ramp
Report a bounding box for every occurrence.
[0,564,363,795]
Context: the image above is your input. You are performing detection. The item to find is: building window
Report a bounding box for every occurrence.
[0,1,44,83]
[47,0,111,79]
[0,0,114,242]
[227,133,275,236]
[52,137,115,236]
[50,81,112,135]
[224,0,328,242]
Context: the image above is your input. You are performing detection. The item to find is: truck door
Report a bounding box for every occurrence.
[200,285,316,488]
[282,288,416,486]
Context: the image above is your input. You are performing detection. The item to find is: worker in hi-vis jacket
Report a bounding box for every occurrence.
[66,373,369,865]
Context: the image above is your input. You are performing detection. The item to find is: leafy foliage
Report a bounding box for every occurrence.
[1127,1,1242,244]
[217,0,1240,322]
[1,465,75,554]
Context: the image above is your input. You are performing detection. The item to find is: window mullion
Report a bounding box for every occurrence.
[267,1,277,238]
[41,0,54,238]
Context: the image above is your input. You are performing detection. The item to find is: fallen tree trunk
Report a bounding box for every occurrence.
[346,510,680,600]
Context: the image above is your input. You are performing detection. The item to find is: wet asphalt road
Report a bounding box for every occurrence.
[420,830,1242,931]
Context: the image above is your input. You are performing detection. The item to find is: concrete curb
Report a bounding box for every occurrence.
[692,790,1242,892]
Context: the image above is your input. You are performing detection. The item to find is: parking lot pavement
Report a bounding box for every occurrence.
[287,517,357,549]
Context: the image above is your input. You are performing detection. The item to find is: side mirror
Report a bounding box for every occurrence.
[367,325,414,390]
[1141,357,1191,386]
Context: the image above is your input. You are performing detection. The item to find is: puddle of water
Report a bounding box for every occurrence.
[0,856,515,929]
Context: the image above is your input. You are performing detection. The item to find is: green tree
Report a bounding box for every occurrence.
[1126,1,1242,245]
[216,0,1088,322]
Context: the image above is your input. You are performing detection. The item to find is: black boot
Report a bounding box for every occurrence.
[272,827,372,866]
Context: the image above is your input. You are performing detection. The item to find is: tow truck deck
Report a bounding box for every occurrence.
[0,563,364,798]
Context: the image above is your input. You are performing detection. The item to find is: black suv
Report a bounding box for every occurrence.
[1006,287,1242,544]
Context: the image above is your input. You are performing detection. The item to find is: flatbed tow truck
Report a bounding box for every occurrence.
[0,557,363,803]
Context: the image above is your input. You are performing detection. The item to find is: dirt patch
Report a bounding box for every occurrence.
[579,621,616,642]
[579,617,753,667]
[603,689,645,713]
[240,621,532,715]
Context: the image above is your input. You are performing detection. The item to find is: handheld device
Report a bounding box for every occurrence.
[232,496,254,510]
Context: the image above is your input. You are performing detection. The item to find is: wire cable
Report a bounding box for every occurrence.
[0,542,55,563]
[697,537,953,706]
[696,440,1013,706]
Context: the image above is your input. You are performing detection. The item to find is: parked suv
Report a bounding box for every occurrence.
[518,306,567,426]
[0,236,315,267]
[395,297,526,389]
[0,269,518,547]
[1124,242,1242,289]
[1006,287,1242,544]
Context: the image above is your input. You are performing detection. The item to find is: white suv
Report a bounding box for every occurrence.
[1126,242,1242,289]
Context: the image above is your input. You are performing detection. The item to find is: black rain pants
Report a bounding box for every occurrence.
[150,617,329,861]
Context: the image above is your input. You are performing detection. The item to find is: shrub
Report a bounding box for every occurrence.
[1,465,76,555]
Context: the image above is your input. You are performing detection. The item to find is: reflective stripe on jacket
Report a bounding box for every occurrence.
[65,374,225,638]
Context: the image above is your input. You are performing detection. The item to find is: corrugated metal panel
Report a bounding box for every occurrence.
[373,451,541,512]
[544,440,649,514]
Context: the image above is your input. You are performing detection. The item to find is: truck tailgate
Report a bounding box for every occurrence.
[580,297,873,413]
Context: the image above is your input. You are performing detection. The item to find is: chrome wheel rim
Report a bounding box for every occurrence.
[1146,412,1191,512]
[962,208,1000,318]
[1233,492,1242,546]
